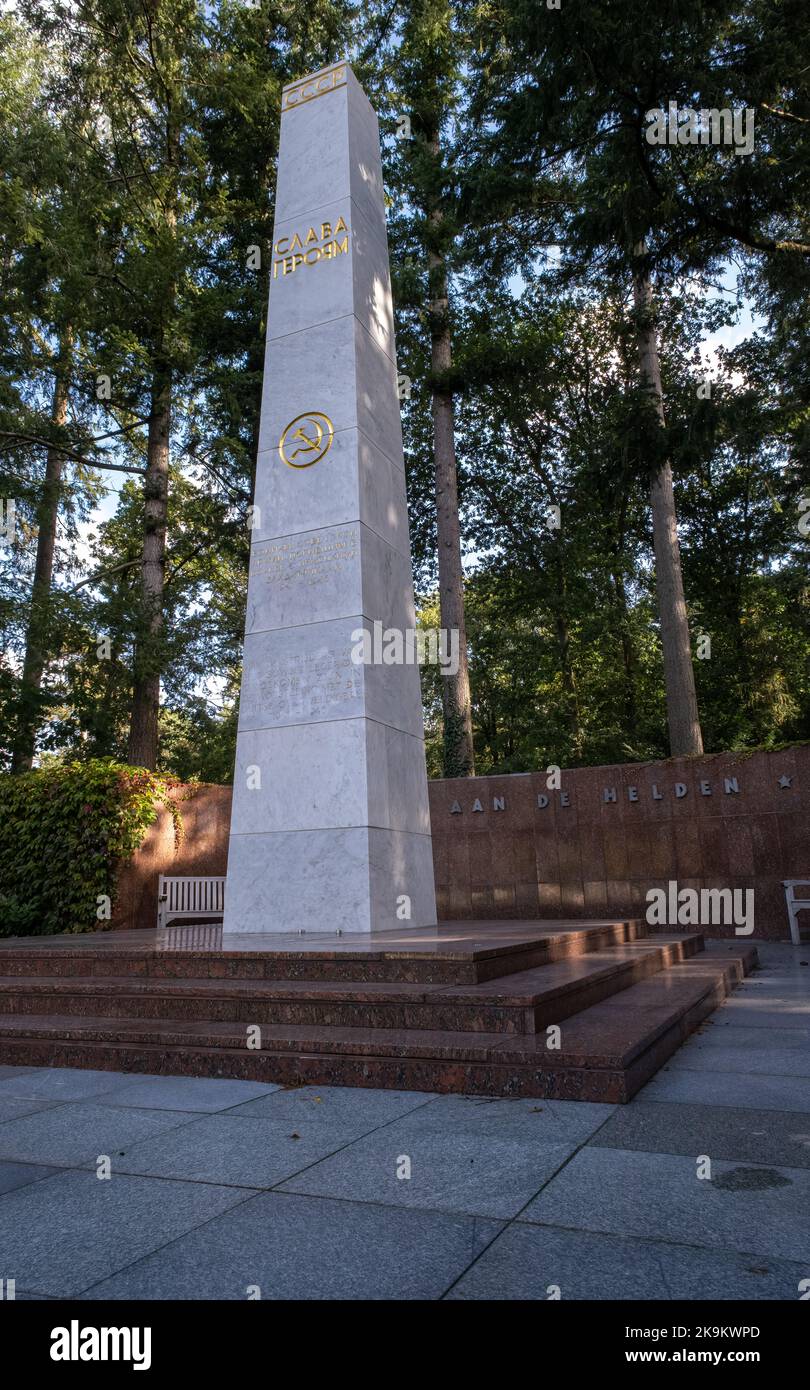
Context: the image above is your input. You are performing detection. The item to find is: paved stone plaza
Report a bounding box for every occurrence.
[0,942,806,1301]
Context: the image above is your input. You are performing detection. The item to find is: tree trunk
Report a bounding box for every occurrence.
[427,134,475,778]
[127,366,171,769]
[610,488,638,742]
[551,539,584,759]
[11,331,72,772]
[632,252,703,757]
[128,69,178,772]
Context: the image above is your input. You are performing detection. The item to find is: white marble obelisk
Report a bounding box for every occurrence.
[223,61,436,934]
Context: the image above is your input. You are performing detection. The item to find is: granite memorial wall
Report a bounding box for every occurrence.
[112,745,808,940]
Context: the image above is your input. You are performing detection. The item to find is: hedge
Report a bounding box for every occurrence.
[0,760,184,937]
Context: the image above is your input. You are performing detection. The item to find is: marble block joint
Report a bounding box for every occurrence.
[224,61,436,933]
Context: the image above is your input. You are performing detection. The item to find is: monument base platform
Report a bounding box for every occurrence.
[0,921,756,1102]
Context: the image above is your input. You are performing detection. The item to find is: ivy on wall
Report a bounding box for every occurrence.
[0,760,185,937]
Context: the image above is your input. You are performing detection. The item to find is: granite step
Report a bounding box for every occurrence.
[0,934,703,1034]
[0,918,647,985]
[0,948,755,1102]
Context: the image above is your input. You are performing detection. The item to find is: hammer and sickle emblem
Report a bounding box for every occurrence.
[278,411,335,468]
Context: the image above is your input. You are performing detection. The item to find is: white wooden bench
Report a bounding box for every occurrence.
[783,880,810,945]
[157,875,226,931]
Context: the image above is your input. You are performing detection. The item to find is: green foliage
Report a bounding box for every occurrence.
[0,759,183,937]
[1,1,808,787]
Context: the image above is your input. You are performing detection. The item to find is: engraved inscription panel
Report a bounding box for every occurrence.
[243,646,361,725]
[254,529,358,589]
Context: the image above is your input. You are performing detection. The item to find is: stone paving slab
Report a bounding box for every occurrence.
[0,1066,147,1102]
[113,1112,371,1189]
[278,1123,576,1219]
[691,1022,810,1049]
[229,1082,436,1127]
[0,1169,252,1297]
[393,1093,614,1143]
[520,1147,810,1263]
[91,1074,282,1112]
[639,1068,810,1112]
[0,1096,61,1123]
[0,1101,202,1166]
[589,1100,810,1169]
[727,980,810,998]
[0,1159,62,1195]
[664,1048,810,1077]
[702,1001,810,1029]
[446,1222,809,1301]
[668,1023,810,1077]
[78,1192,503,1300]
